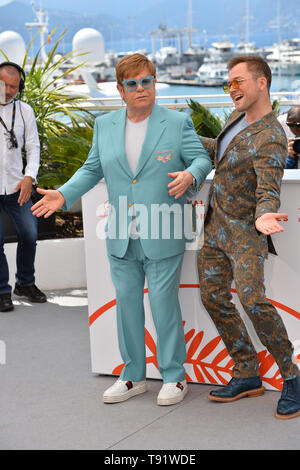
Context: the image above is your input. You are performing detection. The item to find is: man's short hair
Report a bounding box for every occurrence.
[227,55,272,91]
[0,64,21,79]
[287,106,300,122]
[116,53,156,84]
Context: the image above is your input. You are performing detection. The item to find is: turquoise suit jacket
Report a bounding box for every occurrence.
[59,103,212,259]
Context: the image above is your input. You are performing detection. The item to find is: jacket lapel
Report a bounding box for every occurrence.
[216,110,269,167]
[134,104,167,177]
[110,107,133,178]
[215,111,243,166]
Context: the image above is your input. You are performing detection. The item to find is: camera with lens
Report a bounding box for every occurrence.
[293,137,300,156]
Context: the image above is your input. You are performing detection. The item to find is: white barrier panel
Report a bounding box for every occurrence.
[6,238,86,291]
[82,170,300,391]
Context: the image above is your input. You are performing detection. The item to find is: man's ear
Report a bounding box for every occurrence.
[258,76,268,92]
[117,82,125,101]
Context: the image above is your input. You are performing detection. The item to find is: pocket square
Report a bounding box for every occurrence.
[155,150,174,163]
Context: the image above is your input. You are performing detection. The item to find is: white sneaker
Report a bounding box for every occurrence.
[157,380,188,406]
[103,379,147,403]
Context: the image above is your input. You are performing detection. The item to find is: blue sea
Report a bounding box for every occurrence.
[155,75,299,118]
[156,75,299,98]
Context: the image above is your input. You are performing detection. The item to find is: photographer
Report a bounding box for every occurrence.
[0,62,47,312]
[278,106,300,169]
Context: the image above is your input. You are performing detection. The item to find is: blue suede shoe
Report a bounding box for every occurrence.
[275,376,300,420]
[208,376,264,402]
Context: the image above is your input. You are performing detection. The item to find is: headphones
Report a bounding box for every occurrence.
[0,61,26,96]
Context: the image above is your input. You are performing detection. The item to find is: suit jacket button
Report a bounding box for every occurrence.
[132,179,137,184]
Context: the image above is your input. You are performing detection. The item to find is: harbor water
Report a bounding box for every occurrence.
[155,74,300,117]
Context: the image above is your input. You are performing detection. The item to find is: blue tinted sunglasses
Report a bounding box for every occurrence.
[122,75,155,92]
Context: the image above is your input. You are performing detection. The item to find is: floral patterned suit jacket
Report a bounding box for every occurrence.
[201,110,288,256]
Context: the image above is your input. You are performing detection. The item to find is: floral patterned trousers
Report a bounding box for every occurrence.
[198,242,299,380]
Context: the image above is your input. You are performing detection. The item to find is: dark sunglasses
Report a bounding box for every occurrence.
[286,122,300,128]
[122,76,154,92]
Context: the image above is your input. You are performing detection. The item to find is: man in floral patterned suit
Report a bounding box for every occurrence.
[198,56,300,419]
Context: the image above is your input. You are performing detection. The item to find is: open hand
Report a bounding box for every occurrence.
[255,212,287,235]
[31,187,65,218]
[288,138,296,159]
[168,171,194,199]
[14,176,33,206]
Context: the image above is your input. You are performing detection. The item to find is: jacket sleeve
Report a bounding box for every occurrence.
[253,131,286,219]
[23,103,40,182]
[180,115,212,191]
[200,136,216,165]
[59,118,104,210]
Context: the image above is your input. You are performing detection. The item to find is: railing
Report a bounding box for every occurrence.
[76,91,300,112]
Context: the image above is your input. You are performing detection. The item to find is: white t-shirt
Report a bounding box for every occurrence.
[277,113,294,140]
[125,116,149,175]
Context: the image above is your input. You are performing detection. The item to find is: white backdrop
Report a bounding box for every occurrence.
[82,170,300,391]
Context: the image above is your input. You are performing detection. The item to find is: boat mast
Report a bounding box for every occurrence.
[25,0,49,64]
[277,0,282,82]
[245,0,250,45]
[186,0,193,49]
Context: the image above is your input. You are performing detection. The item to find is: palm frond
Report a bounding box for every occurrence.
[17,29,96,187]
[188,100,223,138]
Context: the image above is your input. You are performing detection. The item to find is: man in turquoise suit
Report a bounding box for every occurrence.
[31,54,212,405]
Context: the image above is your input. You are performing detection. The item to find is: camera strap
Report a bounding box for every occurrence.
[0,99,17,143]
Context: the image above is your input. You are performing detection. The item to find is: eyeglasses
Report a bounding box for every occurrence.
[286,122,300,128]
[223,78,247,94]
[5,129,18,150]
[122,76,155,92]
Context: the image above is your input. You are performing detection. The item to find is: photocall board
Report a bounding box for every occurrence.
[82,170,300,391]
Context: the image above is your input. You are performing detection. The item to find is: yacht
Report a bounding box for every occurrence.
[234,41,268,58]
[195,41,233,86]
[266,38,300,76]
[197,61,228,86]
[205,41,235,64]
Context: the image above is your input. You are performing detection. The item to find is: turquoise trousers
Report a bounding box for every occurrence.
[108,238,186,383]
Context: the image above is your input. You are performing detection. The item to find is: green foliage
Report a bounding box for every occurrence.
[272,99,280,116]
[188,99,223,138]
[44,118,94,187]
[1,28,95,188]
